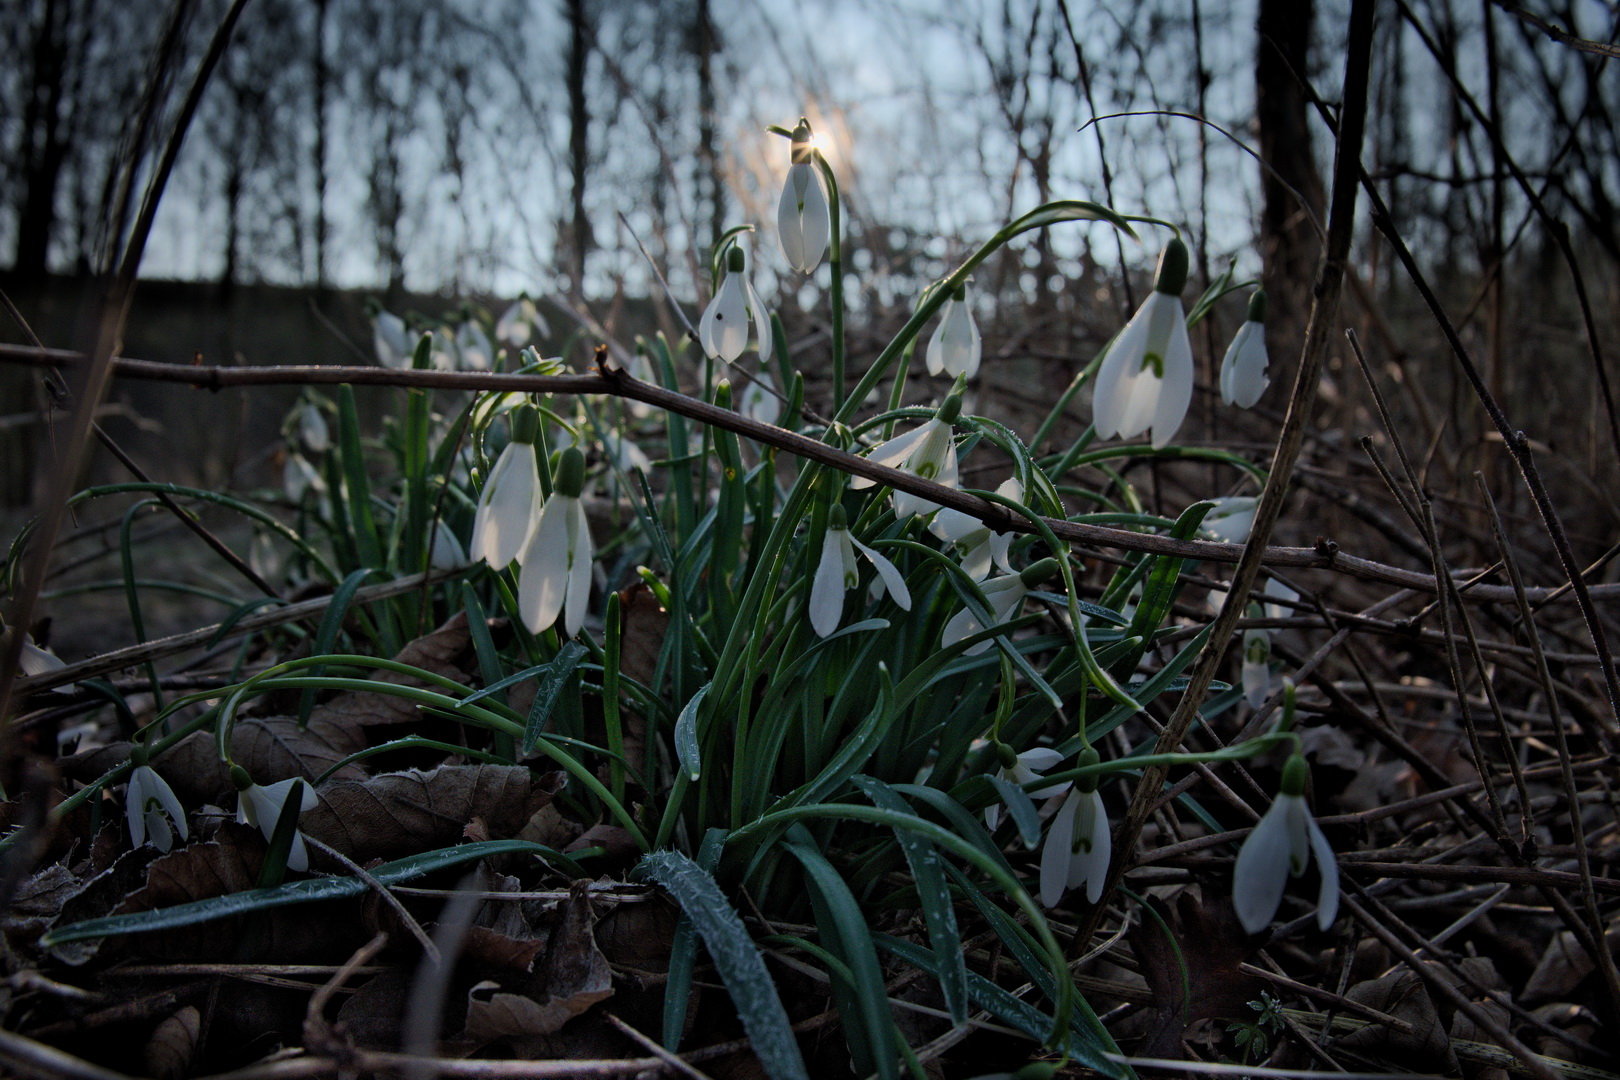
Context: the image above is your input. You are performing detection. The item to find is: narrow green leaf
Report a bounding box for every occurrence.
[299,568,380,726]
[635,847,809,1080]
[257,779,306,888]
[522,642,588,754]
[337,384,384,572]
[987,774,1043,849]
[674,683,711,781]
[657,829,726,1052]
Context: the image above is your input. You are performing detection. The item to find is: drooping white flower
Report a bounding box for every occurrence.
[518,447,593,637]
[1220,290,1271,408]
[126,748,187,853]
[13,630,73,693]
[926,285,982,379]
[496,295,548,349]
[283,452,324,503]
[739,368,782,426]
[471,406,542,569]
[699,246,772,365]
[1093,239,1194,448]
[1040,750,1110,907]
[929,477,1021,582]
[457,320,493,372]
[984,744,1068,831]
[777,122,829,274]
[232,766,318,873]
[809,505,912,637]
[852,394,962,519]
[602,430,653,474]
[428,526,468,570]
[1203,496,1258,544]
[940,558,1059,656]
[1232,753,1339,934]
[430,329,458,372]
[1241,582,1299,708]
[297,401,329,453]
[373,310,409,369]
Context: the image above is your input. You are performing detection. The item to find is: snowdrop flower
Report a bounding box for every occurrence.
[428,526,468,570]
[519,447,593,636]
[1241,582,1298,708]
[9,627,74,693]
[457,320,493,372]
[699,246,772,365]
[1040,747,1110,907]
[809,505,912,637]
[602,430,653,474]
[1203,496,1258,544]
[1093,238,1194,448]
[471,406,543,568]
[1220,290,1270,408]
[852,393,962,519]
[232,766,318,873]
[926,284,982,379]
[941,557,1059,656]
[372,308,409,369]
[496,295,547,349]
[1232,753,1339,933]
[777,122,829,274]
[929,477,1021,582]
[984,742,1068,831]
[283,452,324,503]
[429,329,458,371]
[297,401,329,453]
[126,744,187,852]
[739,368,782,426]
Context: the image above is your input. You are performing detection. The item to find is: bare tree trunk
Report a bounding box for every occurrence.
[312,0,329,290]
[566,0,593,294]
[695,0,721,254]
[14,0,71,276]
[1255,0,1324,365]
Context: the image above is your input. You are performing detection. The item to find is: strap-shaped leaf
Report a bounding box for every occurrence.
[635,847,808,1080]
[523,641,588,753]
[673,682,711,781]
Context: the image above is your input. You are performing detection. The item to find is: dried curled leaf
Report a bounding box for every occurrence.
[145,1006,201,1080]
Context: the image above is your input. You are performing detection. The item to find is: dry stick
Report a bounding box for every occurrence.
[12,346,1611,611]
[1475,473,1620,1024]
[1490,0,1620,58]
[304,839,438,963]
[303,931,389,1055]
[1072,0,1375,958]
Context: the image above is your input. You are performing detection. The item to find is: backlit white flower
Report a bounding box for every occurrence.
[941,575,1024,656]
[739,369,782,426]
[778,122,829,274]
[984,745,1068,831]
[699,246,772,365]
[13,630,73,693]
[1220,290,1270,408]
[429,526,468,570]
[232,767,318,873]
[1232,754,1338,933]
[471,406,542,568]
[852,394,961,519]
[283,452,324,503]
[518,447,593,636]
[457,320,493,372]
[809,505,912,637]
[1093,239,1194,448]
[926,285,982,379]
[127,752,187,853]
[1241,582,1298,708]
[929,477,1021,582]
[297,401,329,453]
[1040,758,1110,907]
[496,295,548,348]
[1203,496,1258,544]
[430,329,458,372]
[373,310,409,369]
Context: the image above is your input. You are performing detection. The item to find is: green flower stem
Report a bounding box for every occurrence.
[814,149,846,413]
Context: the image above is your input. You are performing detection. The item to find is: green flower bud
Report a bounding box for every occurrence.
[1246,288,1268,324]
[1076,744,1101,793]
[951,283,966,302]
[554,447,586,499]
[715,380,733,410]
[229,764,253,792]
[1019,557,1061,588]
[511,404,539,445]
[828,503,848,530]
[995,741,1019,770]
[790,120,814,165]
[726,247,746,274]
[1153,237,1190,297]
[936,392,963,424]
[1280,752,1308,797]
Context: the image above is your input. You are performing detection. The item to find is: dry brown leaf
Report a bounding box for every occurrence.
[1522,927,1620,1004]
[563,824,641,870]
[145,1005,201,1080]
[1128,890,1264,1057]
[301,765,558,864]
[463,926,548,974]
[332,968,415,1052]
[1338,968,1455,1070]
[316,611,476,731]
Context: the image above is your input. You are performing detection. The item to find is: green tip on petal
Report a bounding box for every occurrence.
[1076,744,1101,792]
[511,404,539,444]
[1154,237,1190,296]
[827,503,848,529]
[714,380,733,410]
[791,121,814,163]
[937,392,963,424]
[995,742,1019,769]
[726,247,746,273]
[229,764,253,791]
[555,447,586,498]
[1247,288,1268,324]
[1280,753,1309,796]
[1019,557,1061,588]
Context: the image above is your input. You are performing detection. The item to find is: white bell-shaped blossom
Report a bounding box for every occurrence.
[429,527,469,570]
[373,310,409,369]
[941,558,1061,657]
[1241,582,1299,708]
[739,369,782,426]
[470,406,542,568]
[1232,753,1339,933]
[127,750,187,853]
[852,394,962,519]
[1040,752,1110,907]
[929,477,1021,581]
[984,745,1068,831]
[777,122,829,274]
[925,285,982,379]
[518,447,593,637]
[14,631,73,693]
[430,329,458,372]
[496,295,548,349]
[1203,496,1258,544]
[232,767,319,873]
[283,452,324,504]
[809,505,912,637]
[1220,290,1271,408]
[699,246,772,365]
[1093,239,1194,448]
[457,320,493,372]
[297,401,329,453]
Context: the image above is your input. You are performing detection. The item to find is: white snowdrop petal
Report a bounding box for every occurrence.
[1039,789,1081,908]
[563,500,593,637]
[1150,309,1195,449]
[809,531,848,638]
[519,499,572,634]
[473,443,540,567]
[854,425,929,488]
[1308,816,1340,929]
[1232,799,1294,934]
[852,537,911,611]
